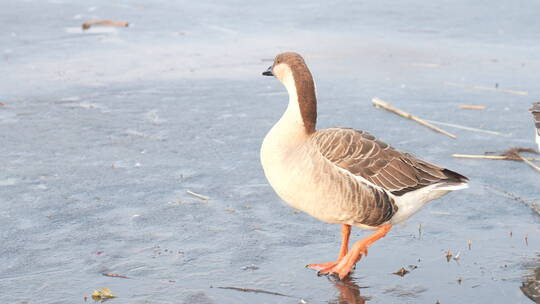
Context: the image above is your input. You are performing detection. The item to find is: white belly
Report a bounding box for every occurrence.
[260,134,361,224]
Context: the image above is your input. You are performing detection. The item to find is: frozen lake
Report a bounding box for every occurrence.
[1,1,539,303]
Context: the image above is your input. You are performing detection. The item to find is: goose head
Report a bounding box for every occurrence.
[262,52,318,133]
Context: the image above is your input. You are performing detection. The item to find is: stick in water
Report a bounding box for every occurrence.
[452,154,540,161]
[424,119,503,136]
[502,148,540,173]
[516,154,540,172]
[214,286,292,297]
[372,97,457,139]
[458,105,487,110]
[186,190,209,201]
[444,82,528,96]
[82,20,129,30]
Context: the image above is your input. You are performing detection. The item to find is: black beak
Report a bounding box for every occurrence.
[262,66,273,76]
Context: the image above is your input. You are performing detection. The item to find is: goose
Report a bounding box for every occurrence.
[260,52,469,279]
[530,102,540,151]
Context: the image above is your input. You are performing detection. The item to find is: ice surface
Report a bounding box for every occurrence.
[1,0,539,303]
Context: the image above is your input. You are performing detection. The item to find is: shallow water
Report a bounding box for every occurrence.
[1,1,539,303]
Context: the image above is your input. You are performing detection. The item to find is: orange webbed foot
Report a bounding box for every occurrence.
[310,223,392,280]
[307,258,350,276]
[306,261,338,271]
[316,247,368,279]
[331,246,369,279]
[308,248,368,279]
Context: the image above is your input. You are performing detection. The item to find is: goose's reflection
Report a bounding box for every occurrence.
[521,256,540,303]
[328,276,369,304]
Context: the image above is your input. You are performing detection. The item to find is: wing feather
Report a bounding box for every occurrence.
[310,128,468,196]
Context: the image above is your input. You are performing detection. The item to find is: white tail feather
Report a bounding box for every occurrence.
[435,182,469,191]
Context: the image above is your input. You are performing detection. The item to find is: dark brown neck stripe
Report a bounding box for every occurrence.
[275,52,318,134]
[290,60,317,133]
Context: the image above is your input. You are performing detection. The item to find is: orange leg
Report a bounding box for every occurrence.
[319,223,392,279]
[306,224,351,272]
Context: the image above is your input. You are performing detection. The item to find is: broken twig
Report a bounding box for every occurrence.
[452,154,540,161]
[102,273,129,279]
[372,97,457,139]
[213,286,292,297]
[458,105,487,110]
[500,147,538,156]
[502,148,540,173]
[82,20,129,30]
[516,154,540,172]
[444,82,528,96]
[186,190,209,201]
[424,119,502,136]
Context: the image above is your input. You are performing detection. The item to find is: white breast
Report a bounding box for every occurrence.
[260,65,307,191]
[261,138,360,224]
[260,94,310,211]
[260,71,354,223]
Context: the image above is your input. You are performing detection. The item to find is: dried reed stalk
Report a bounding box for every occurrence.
[424,119,502,136]
[82,20,129,30]
[372,97,457,139]
[186,190,209,201]
[452,154,540,161]
[444,82,528,96]
[516,154,540,172]
[458,105,487,110]
[502,148,540,173]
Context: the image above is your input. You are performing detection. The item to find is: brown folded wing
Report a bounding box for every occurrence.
[311,128,467,196]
